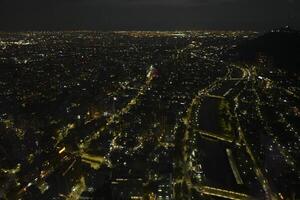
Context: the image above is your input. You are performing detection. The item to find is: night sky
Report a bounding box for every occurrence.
[0,0,299,31]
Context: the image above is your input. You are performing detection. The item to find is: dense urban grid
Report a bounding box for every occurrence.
[0,31,299,200]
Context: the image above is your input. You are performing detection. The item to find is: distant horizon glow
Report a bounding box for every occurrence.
[0,0,299,31]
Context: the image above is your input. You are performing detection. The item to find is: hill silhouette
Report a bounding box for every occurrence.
[230,27,300,74]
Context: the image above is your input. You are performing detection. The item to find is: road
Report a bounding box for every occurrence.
[233,79,279,199]
[176,63,274,200]
[194,186,252,200]
[175,64,233,198]
[14,42,198,199]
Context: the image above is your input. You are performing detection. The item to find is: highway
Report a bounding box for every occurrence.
[234,88,278,199]
[213,64,280,199]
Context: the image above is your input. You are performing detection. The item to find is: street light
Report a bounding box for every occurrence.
[113,97,117,113]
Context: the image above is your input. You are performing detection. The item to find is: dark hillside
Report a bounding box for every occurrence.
[229,27,300,73]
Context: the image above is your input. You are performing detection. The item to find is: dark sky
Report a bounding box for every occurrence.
[0,0,299,31]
